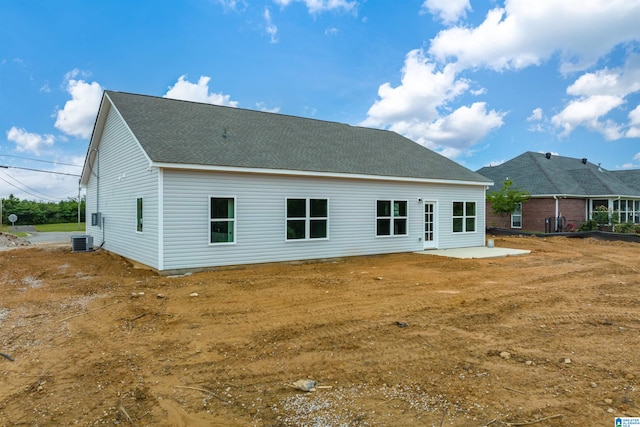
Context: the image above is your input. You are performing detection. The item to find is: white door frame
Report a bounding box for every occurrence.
[423,200,438,249]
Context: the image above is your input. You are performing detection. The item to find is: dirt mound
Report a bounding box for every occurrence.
[0,232,31,249]
[0,236,638,426]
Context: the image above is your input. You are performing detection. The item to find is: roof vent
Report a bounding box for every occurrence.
[581,158,587,164]
[545,152,551,159]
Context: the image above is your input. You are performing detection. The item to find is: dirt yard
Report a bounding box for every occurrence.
[0,235,638,426]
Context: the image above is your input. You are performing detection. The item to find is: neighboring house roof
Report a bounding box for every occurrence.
[476,151,640,198]
[610,169,640,192]
[81,91,491,185]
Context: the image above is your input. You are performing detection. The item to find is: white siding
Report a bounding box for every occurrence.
[161,170,486,271]
[85,108,159,268]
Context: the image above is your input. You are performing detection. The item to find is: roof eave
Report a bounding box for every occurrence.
[151,162,494,187]
[80,93,113,186]
[530,194,640,199]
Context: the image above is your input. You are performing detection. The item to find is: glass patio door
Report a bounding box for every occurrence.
[423,201,437,249]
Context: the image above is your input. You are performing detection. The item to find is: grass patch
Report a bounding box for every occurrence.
[35,223,86,232]
[1,231,28,237]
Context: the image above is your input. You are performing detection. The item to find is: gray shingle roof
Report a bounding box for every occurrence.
[476,151,640,197]
[610,170,640,192]
[104,91,490,183]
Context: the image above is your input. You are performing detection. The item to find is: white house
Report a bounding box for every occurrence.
[80,91,492,274]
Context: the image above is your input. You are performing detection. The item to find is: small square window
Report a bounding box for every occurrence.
[376,199,408,237]
[453,201,476,233]
[286,198,328,240]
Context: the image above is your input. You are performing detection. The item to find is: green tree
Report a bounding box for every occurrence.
[486,179,530,228]
[1,194,85,226]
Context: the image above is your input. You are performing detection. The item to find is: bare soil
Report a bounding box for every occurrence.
[0,236,638,426]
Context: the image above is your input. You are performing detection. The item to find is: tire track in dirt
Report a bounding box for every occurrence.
[523,311,640,326]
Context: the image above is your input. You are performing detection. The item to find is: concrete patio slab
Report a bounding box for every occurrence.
[417,246,531,259]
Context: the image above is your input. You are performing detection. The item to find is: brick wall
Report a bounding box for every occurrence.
[487,198,588,233]
[557,199,587,230]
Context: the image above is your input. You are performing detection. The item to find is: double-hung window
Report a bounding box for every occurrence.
[210,197,235,244]
[286,198,328,240]
[136,197,143,232]
[376,200,408,236]
[511,202,522,228]
[453,201,476,233]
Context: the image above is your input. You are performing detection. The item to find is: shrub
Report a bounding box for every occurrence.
[591,205,610,225]
[579,219,598,231]
[615,222,637,234]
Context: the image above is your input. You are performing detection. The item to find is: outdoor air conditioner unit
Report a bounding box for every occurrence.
[71,235,93,252]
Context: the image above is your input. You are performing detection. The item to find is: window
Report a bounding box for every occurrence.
[590,199,610,224]
[210,197,235,244]
[614,199,639,223]
[136,198,143,232]
[453,201,476,233]
[376,200,408,236]
[286,198,328,240]
[511,202,522,228]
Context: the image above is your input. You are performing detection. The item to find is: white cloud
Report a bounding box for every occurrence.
[256,102,281,113]
[325,27,339,36]
[551,95,624,138]
[552,55,640,139]
[629,105,640,125]
[421,0,471,24]
[621,153,640,169]
[428,0,640,72]
[567,58,640,98]
[361,49,503,159]
[627,105,640,137]
[362,49,470,127]
[164,75,239,107]
[526,108,546,132]
[527,107,543,121]
[264,8,278,43]
[6,127,55,155]
[53,70,103,139]
[272,0,358,14]
[216,0,248,12]
[390,102,504,153]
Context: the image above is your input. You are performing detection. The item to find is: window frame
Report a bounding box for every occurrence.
[136,197,143,233]
[614,198,639,224]
[375,199,408,237]
[511,202,522,229]
[452,201,477,233]
[209,196,236,245]
[285,197,329,241]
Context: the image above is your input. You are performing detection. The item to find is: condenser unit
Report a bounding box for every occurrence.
[71,235,93,252]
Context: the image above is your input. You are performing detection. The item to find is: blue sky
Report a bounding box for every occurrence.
[1,0,640,202]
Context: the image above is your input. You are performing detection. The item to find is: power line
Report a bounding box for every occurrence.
[0,164,80,177]
[0,165,80,201]
[0,170,63,200]
[0,174,60,202]
[0,154,82,168]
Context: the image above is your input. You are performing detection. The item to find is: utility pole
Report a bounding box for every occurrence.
[0,165,5,232]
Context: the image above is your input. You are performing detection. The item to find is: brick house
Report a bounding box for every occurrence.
[476,152,640,233]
